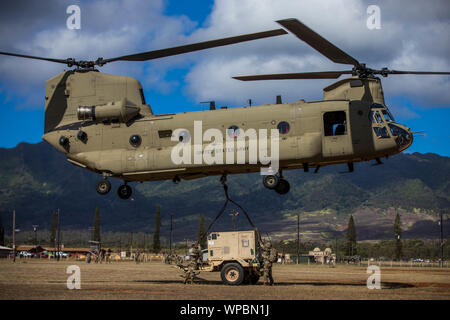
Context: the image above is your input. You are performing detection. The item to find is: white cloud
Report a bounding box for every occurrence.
[0,0,196,109]
[184,0,450,108]
[0,0,448,112]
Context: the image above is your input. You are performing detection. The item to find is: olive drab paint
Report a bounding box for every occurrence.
[42,72,413,183]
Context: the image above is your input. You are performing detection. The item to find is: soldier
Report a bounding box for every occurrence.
[260,241,275,286]
[135,250,141,264]
[324,247,333,265]
[188,243,201,270]
[181,264,198,284]
[105,248,111,263]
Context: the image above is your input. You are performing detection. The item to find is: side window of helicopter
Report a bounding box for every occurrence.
[227,125,240,138]
[129,134,142,147]
[373,126,390,139]
[323,111,347,136]
[178,130,190,143]
[277,121,290,134]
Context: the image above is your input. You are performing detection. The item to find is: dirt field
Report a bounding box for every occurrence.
[0,259,449,300]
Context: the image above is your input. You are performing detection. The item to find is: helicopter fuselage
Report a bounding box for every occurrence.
[42,70,413,193]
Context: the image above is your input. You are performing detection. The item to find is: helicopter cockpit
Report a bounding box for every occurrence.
[369,103,412,150]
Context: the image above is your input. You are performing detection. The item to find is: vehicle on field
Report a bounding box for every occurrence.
[86,240,103,263]
[200,230,262,286]
[19,251,32,258]
[55,251,69,258]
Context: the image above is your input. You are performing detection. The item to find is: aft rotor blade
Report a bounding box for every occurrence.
[0,51,70,65]
[104,29,288,63]
[233,71,353,81]
[276,18,360,67]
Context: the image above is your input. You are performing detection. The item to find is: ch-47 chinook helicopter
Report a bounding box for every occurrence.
[1,18,448,199]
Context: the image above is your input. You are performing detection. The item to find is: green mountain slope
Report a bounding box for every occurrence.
[0,142,448,240]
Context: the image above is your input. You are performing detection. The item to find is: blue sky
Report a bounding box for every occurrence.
[0,0,449,156]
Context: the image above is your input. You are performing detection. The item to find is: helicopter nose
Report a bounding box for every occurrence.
[388,123,413,151]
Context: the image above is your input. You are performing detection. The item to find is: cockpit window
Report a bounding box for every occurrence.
[370,103,384,109]
[369,110,376,124]
[324,111,347,136]
[382,109,394,122]
[375,111,384,124]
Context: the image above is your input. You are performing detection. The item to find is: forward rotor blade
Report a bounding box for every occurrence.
[276,18,360,67]
[383,70,450,75]
[0,51,70,65]
[104,29,287,63]
[233,71,353,81]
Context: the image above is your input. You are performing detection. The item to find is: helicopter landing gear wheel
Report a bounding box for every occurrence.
[263,174,279,189]
[172,176,181,184]
[96,179,111,195]
[275,179,290,195]
[117,184,132,200]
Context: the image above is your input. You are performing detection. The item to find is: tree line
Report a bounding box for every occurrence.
[0,204,209,253]
[1,209,446,260]
[276,213,448,260]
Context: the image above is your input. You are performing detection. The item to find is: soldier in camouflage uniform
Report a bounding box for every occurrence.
[261,241,274,286]
[181,264,198,284]
[178,243,201,284]
[188,243,201,270]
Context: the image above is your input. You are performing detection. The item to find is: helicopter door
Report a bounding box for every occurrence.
[322,111,353,158]
[348,100,375,156]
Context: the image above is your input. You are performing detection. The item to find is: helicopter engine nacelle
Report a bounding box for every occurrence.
[77,98,140,123]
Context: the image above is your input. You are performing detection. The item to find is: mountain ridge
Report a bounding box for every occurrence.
[0,141,448,241]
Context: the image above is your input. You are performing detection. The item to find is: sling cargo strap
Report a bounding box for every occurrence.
[199,182,262,245]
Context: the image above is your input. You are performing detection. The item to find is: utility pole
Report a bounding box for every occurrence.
[12,210,16,263]
[297,213,300,265]
[440,212,444,268]
[335,236,338,260]
[130,232,133,255]
[54,211,57,258]
[32,225,39,246]
[230,210,239,231]
[56,209,61,261]
[169,214,173,255]
[143,233,146,254]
